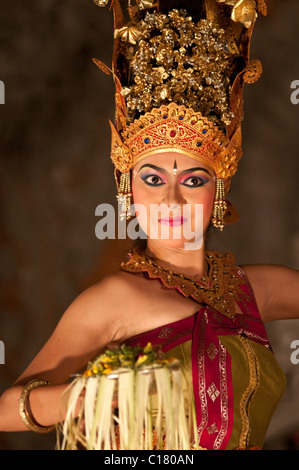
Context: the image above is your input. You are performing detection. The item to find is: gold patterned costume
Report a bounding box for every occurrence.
[121,247,286,450]
[59,248,286,450]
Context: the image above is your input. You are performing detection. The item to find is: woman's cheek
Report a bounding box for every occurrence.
[131,183,151,233]
[203,190,215,216]
[189,186,215,214]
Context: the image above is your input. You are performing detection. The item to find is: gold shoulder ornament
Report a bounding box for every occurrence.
[121,247,244,318]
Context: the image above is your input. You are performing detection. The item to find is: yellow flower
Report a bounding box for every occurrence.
[120,360,134,367]
[144,343,153,353]
[83,369,93,377]
[100,355,112,363]
[136,354,148,367]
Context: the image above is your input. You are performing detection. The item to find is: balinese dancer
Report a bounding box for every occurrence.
[0,0,298,451]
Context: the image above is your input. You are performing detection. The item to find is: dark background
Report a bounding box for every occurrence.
[0,0,298,450]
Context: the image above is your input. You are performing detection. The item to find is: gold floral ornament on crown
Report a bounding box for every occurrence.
[218,0,267,28]
[93,0,109,6]
[92,0,267,226]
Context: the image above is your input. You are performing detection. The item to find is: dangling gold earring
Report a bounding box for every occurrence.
[212,178,227,231]
[115,170,132,221]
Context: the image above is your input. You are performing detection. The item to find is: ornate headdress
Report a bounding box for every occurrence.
[93,0,267,229]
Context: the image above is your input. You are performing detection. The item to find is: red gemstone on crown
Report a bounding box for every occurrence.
[170,130,176,138]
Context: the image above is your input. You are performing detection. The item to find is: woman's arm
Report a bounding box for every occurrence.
[241,264,299,322]
[0,272,130,432]
[0,383,72,432]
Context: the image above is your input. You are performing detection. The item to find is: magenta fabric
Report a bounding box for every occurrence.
[124,266,271,449]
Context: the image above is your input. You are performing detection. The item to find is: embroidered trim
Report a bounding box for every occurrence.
[213,341,229,449]
[196,311,209,442]
[195,311,231,450]
[237,334,260,449]
[121,247,244,318]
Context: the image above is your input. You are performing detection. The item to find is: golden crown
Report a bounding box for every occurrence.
[93,0,267,226]
[110,102,242,182]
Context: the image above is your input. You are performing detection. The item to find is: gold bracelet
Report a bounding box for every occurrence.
[19,379,56,433]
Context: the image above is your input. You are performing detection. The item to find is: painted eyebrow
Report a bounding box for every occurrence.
[137,163,212,176]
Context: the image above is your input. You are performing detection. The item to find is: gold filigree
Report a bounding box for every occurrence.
[124,10,240,128]
[110,120,133,173]
[243,60,263,84]
[137,0,158,10]
[207,422,219,435]
[237,335,260,449]
[157,327,174,339]
[92,58,112,75]
[256,0,267,16]
[122,103,241,181]
[207,343,219,361]
[114,26,144,45]
[93,0,109,7]
[120,247,244,318]
[218,0,258,27]
[207,382,220,402]
[231,0,258,28]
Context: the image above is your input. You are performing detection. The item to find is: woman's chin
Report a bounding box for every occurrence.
[136,218,210,250]
[148,235,204,251]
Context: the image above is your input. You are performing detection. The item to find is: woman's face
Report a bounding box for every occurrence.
[131,152,216,250]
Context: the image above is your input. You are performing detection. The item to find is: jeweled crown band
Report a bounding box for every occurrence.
[111,103,242,181]
[125,103,227,171]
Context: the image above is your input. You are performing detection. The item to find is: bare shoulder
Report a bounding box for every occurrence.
[76,269,141,305]
[63,269,142,333]
[240,263,299,322]
[14,270,144,385]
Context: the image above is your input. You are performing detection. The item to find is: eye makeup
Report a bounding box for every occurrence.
[180,172,212,187]
[141,173,166,186]
[138,164,214,187]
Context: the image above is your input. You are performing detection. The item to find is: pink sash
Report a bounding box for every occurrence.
[125,267,270,449]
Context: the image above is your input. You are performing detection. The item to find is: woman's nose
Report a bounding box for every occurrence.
[161,181,186,207]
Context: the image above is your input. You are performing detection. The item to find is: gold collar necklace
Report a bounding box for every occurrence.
[120,247,244,318]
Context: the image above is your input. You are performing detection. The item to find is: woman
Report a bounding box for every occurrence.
[0,0,298,450]
[1,148,298,449]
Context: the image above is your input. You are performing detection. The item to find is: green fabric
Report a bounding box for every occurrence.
[163,336,286,449]
[219,336,286,449]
